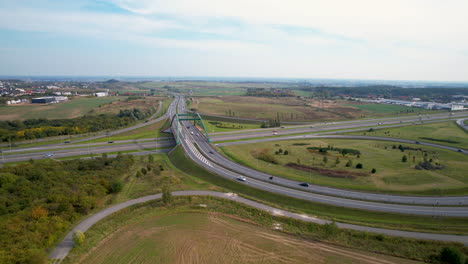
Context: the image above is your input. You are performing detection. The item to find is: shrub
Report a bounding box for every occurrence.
[355,163,363,169]
[345,160,353,167]
[110,179,123,193]
[162,185,172,205]
[141,167,147,175]
[73,231,85,246]
[371,168,376,173]
[402,155,408,162]
[440,247,466,264]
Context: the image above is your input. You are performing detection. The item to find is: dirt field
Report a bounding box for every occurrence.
[72,212,419,264]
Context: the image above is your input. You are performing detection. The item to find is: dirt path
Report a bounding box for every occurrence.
[49,190,468,263]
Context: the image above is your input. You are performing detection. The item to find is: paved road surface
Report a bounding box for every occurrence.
[49,190,468,263]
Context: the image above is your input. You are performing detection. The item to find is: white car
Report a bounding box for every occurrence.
[273,132,278,135]
[44,153,54,158]
[237,176,247,182]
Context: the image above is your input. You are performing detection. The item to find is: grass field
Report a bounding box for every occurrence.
[168,145,468,234]
[66,210,422,264]
[345,121,468,149]
[140,81,247,96]
[89,96,166,116]
[220,138,468,195]
[204,119,261,132]
[0,96,123,121]
[345,103,444,116]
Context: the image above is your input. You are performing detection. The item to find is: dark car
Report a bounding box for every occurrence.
[269,176,274,180]
[299,182,309,187]
[208,151,214,154]
[458,149,463,153]
[415,141,420,144]
[64,141,71,143]
[108,141,114,143]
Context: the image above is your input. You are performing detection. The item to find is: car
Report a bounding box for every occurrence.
[237,176,247,182]
[415,141,420,144]
[191,131,194,135]
[378,122,383,125]
[108,141,114,143]
[281,126,285,128]
[272,130,277,132]
[44,153,54,157]
[64,141,71,143]
[458,149,463,153]
[269,176,274,180]
[299,182,309,187]
[214,144,219,146]
[208,151,214,154]
[273,132,278,135]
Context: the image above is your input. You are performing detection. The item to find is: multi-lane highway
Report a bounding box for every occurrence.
[173,96,468,216]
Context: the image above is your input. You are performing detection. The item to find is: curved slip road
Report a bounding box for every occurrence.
[174,96,468,213]
[49,190,468,263]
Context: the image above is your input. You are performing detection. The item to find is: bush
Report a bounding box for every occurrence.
[162,185,172,205]
[73,231,85,246]
[371,168,376,173]
[345,160,353,167]
[141,167,147,175]
[402,155,408,162]
[355,163,363,169]
[110,179,123,193]
[440,247,466,264]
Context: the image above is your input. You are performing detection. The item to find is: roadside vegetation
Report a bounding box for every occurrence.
[345,121,468,149]
[220,139,468,195]
[169,145,468,234]
[0,153,215,263]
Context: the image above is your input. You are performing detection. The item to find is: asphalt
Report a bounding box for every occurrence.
[173,96,468,215]
[49,190,468,262]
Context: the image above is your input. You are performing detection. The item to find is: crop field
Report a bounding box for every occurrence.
[346,121,468,149]
[66,211,419,264]
[140,81,251,96]
[220,138,468,195]
[0,96,123,121]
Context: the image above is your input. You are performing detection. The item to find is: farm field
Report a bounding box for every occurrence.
[139,81,250,96]
[190,96,446,122]
[89,96,168,116]
[65,211,420,264]
[345,121,468,149]
[220,138,468,195]
[0,96,122,121]
[191,96,363,122]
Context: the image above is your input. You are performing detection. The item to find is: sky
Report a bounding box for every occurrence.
[0,0,467,81]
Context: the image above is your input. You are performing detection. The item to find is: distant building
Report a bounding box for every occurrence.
[32,97,55,104]
[451,104,464,111]
[94,92,108,97]
[54,96,68,102]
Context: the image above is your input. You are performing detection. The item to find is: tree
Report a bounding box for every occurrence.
[440,247,466,264]
[371,168,376,173]
[355,163,363,169]
[31,206,47,220]
[148,154,154,163]
[162,185,172,205]
[284,150,288,155]
[73,231,86,246]
[345,160,353,167]
[402,155,408,162]
[141,167,147,175]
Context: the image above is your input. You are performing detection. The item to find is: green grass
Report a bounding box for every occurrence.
[63,205,436,264]
[0,96,123,121]
[345,121,468,149]
[168,145,468,234]
[204,119,261,133]
[220,138,468,195]
[346,103,416,114]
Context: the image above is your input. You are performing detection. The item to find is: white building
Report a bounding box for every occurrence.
[451,104,464,111]
[94,92,108,97]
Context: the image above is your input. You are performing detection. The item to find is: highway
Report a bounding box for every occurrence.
[174,96,468,215]
[49,190,468,262]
